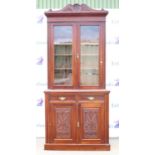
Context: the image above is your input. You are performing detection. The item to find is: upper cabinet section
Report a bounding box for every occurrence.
[45,4,108,89]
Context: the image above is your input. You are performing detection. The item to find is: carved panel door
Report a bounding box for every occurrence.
[49,103,77,143]
[79,103,105,143]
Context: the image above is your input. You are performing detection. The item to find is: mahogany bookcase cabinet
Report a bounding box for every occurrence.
[44,4,110,150]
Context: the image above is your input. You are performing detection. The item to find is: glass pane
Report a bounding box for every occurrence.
[54,26,72,85]
[80,26,99,86]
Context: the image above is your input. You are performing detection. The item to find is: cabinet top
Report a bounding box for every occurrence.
[44,89,110,93]
[45,4,108,17]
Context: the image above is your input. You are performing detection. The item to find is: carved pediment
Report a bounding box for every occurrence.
[45,3,108,17]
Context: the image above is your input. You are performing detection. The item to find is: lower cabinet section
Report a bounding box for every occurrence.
[44,89,110,150]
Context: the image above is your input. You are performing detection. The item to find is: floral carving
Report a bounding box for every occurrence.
[55,108,71,138]
[83,108,99,138]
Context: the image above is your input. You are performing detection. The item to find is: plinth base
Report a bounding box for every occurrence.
[44,143,110,151]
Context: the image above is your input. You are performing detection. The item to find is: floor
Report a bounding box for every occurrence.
[36,137,119,155]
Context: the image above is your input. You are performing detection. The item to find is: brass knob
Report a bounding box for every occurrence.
[77,54,79,59]
[77,121,80,128]
[58,96,66,101]
[87,96,95,100]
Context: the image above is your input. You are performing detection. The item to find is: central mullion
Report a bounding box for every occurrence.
[72,23,78,88]
[76,24,80,88]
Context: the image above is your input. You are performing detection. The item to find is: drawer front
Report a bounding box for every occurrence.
[48,94,75,103]
[79,95,104,102]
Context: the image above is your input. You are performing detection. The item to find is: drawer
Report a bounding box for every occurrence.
[48,94,75,102]
[79,95,104,102]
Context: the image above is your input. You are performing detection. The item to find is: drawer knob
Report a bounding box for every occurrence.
[58,96,66,101]
[87,96,95,100]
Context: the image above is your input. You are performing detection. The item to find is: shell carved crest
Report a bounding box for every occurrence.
[61,4,96,12]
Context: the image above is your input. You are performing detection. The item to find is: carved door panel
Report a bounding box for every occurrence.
[49,103,77,143]
[79,103,105,143]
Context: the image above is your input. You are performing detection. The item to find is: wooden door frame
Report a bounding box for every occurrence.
[48,23,77,89]
[49,102,78,143]
[76,22,105,89]
[78,102,105,143]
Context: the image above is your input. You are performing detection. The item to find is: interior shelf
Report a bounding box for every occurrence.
[55,68,72,70]
[55,54,72,56]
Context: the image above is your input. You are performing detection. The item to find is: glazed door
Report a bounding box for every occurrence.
[49,23,105,88]
[49,103,77,143]
[77,24,105,88]
[78,103,105,143]
[49,24,76,88]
